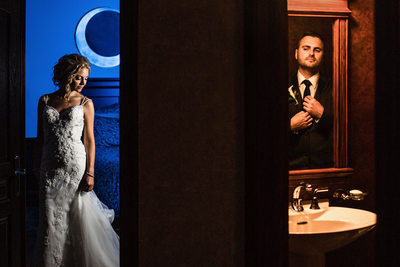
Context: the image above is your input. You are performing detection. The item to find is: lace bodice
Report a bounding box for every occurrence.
[42,105,85,163]
[44,105,84,142]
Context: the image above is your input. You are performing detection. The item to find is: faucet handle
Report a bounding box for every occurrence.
[310,187,329,209]
[332,189,347,200]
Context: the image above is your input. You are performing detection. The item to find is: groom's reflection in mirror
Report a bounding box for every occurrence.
[288,32,333,170]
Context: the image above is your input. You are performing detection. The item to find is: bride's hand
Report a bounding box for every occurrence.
[84,173,94,191]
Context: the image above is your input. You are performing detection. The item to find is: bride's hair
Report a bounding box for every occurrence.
[52,53,91,101]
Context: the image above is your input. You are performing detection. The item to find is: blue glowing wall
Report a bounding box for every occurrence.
[83,78,120,216]
[26,0,119,138]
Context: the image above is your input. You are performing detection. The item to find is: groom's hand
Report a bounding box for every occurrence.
[290,111,313,131]
[303,96,324,120]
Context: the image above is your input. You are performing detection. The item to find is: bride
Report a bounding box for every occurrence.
[32,53,120,266]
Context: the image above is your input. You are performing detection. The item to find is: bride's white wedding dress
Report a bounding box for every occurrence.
[33,96,119,267]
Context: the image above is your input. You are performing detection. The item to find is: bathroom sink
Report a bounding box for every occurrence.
[289,205,376,255]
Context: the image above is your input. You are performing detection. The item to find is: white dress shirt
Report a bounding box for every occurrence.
[297,71,320,99]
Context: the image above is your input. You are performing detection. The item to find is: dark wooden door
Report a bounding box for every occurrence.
[0,0,26,266]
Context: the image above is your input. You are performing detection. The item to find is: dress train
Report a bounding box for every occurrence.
[69,190,120,267]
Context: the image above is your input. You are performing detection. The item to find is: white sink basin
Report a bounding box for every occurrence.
[289,205,376,255]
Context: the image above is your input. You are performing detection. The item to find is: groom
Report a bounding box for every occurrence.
[288,32,333,170]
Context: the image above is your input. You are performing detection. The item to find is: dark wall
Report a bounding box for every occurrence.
[375,0,400,265]
[347,0,376,212]
[327,0,377,266]
[244,0,288,266]
[137,1,245,266]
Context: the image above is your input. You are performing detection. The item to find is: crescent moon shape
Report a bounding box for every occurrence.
[75,7,120,68]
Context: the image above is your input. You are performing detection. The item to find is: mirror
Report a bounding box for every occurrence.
[287,2,354,182]
[288,17,334,170]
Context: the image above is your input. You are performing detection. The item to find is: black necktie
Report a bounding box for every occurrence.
[302,80,312,99]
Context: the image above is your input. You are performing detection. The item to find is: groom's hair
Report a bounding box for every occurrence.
[297,31,325,48]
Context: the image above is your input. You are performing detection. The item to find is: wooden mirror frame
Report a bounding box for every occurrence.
[288,1,354,183]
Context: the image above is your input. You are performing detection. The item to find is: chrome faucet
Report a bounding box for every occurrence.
[292,182,312,212]
[310,187,329,209]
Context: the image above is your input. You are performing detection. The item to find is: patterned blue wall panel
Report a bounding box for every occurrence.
[84,78,120,216]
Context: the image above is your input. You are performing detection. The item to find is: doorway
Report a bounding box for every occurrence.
[25,0,121,264]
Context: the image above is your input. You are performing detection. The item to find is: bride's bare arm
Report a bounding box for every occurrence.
[83,99,95,191]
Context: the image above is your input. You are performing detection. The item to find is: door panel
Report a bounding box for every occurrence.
[0,218,9,266]
[0,9,10,161]
[0,0,25,266]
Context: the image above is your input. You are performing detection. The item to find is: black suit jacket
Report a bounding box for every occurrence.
[288,74,333,170]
